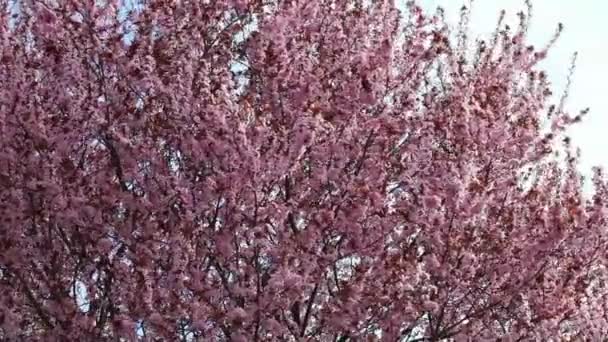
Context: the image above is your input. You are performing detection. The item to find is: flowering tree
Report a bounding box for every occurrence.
[1,0,608,340]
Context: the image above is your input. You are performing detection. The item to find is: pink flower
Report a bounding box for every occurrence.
[228,307,248,324]
[232,333,248,342]
[149,312,163,326]
[423,300,440,313]
[283,271,302,289]
[423,195,440,209]
[97,238,113,254]
[424,254,442,271]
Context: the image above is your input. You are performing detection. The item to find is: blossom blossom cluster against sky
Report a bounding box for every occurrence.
[419,0,608,184]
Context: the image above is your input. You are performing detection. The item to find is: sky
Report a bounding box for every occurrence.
[419,0,608,183]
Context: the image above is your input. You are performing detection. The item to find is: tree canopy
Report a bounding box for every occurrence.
[1,0,607,340]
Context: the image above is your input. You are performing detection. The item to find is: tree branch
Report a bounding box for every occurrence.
[300,282,320,337]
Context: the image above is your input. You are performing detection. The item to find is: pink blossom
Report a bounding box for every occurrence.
[422,195,440,209]
[0,1,606,340]
[228,307,248,323]
[97,238,114,254]
[423,300,440,313]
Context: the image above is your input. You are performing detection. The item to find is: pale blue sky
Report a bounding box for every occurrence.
[420,0,608,181]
